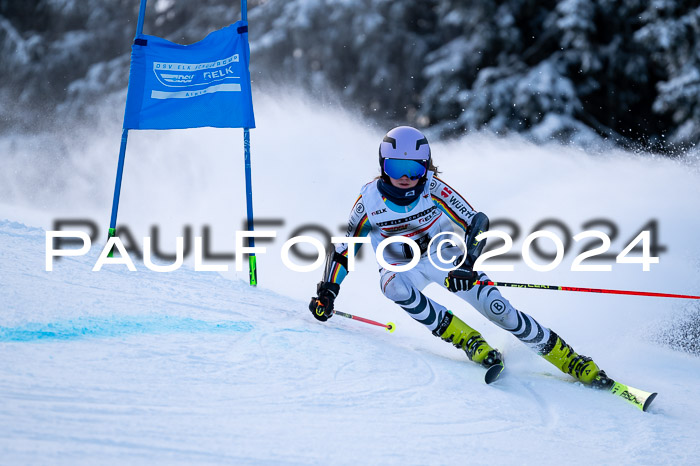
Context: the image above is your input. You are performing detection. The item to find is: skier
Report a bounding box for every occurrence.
[309,125,613,386]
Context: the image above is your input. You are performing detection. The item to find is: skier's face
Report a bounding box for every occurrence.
[389,175,420,189]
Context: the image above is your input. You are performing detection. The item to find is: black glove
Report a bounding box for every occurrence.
[444,255,478,292]
[309,281,340,322]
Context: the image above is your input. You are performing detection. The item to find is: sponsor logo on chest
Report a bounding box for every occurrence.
[376,206,437,227]
[374,206,442,236]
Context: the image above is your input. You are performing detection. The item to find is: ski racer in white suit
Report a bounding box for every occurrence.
[310,126,611,387]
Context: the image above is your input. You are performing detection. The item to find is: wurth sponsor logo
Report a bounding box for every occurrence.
[441,186,453,198]
[447,197,474,218]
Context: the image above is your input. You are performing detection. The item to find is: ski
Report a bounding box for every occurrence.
[608,380,657,412]
[537,372,656,412]
[484,362,504,384]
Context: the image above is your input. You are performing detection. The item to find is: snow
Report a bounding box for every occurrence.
[2,93,700,463]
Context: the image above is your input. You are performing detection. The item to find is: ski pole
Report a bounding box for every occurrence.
[474,280,700,300]
[334,310,396,332]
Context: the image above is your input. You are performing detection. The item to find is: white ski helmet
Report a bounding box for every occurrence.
[379,126,431,181]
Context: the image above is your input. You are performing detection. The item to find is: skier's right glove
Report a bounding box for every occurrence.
[309,281,340,322]
[445,255,479,292]
[445,211,489,293]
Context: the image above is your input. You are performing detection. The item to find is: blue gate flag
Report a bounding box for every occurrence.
[123,21,255,130]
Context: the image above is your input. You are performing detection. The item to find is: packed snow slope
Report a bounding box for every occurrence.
[1,92,700,464]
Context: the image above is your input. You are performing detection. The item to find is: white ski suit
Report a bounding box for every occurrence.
[323,171,553,352]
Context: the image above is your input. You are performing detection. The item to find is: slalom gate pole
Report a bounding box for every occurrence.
[108,0,147,257]
[334,311,396,333]
[241,0,257,286]
[135,0,147,35]
[474,280,700,300]
[243,128,256,286]
[108,128,129,250]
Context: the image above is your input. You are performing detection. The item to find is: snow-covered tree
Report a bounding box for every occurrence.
[1,0,699,152]
[635,1,700,149]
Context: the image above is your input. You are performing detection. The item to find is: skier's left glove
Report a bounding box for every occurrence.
[309,281,340,322]
[445,255,479,292]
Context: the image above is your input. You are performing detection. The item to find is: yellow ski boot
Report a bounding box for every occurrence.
[433,311,504,383]
[540,332,611,388]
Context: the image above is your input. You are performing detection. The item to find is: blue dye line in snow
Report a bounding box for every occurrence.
[0,316,253,342]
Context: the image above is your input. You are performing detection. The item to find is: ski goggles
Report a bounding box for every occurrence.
[383,158,428,180]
